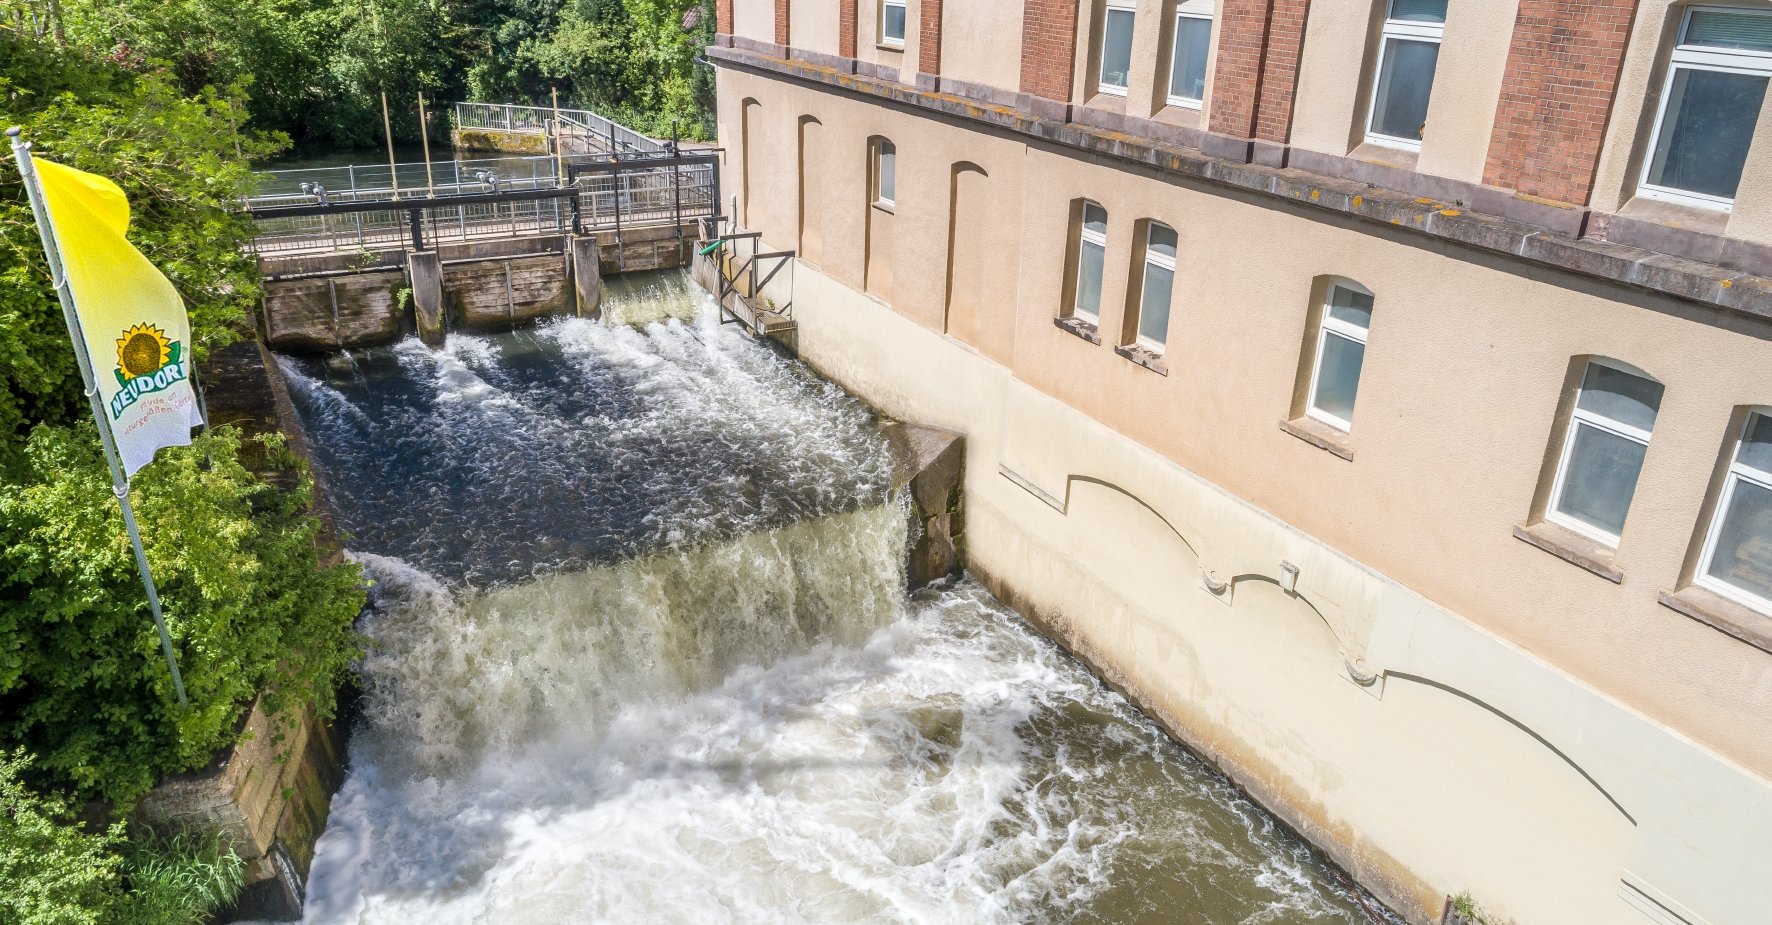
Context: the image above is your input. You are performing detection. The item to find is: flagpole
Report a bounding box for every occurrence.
[7,127,188,707]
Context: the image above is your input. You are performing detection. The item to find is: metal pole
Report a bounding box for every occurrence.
[381,90,399,197]
[419,91,435,191]
[7,128,188,707]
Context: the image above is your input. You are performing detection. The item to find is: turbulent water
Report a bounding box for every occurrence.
[280,273,1389,925]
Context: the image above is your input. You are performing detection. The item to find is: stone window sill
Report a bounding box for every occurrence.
[1618,194,1729,237]
[876,42,904,53]
[1054,315,1101,344]
[1278,416,1353,461]
[1350,141,1419,172]
[1512,521,1623,583]
[871,201,895,215]
[1658,585,1772,655]
[1114,342,1167,375]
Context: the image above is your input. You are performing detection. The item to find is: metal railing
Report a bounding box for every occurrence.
[453,102,664,155]
[247,152,720,258]
[250,155,567,205]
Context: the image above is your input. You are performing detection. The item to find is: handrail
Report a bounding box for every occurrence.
[452,101,665,154]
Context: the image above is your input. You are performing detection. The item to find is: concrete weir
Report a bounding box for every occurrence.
[257,222,698,351]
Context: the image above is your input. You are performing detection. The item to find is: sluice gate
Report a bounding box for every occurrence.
[245,151,751,351]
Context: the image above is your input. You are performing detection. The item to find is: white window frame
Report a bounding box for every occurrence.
[1135,222,1176,353]
[880,0,907,47]
[1098,0,1138,97]
[1074,201,1109,323]
[1545,358,1659,547]
[1304,281,1372,432]
[1696,410,1772,613]
[1166,2,1215,110]
[873,139,896,208]
[1364,1,1446,151]
[1636,5,1772,212]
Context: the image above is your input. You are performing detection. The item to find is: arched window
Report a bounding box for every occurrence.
[872,138,897,208]
[1546,358,1665,546]
[1305,280,1374,432]
[1133,222,1177,351]
[1071,201,1108,323]
[1697,408,1772,612]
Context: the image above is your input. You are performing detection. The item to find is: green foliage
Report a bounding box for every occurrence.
[1,751,248,925]
[0,425,365,805]
[0,21,282,467]
[0,749,126,925]
[30,0,714,147]
[113,830,247,925]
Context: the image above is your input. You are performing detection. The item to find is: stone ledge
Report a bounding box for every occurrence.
[1053,314,1101,345]
[1279,417,1354,461]
[1658,586,1772,655]
[1512,521,1624,583]
[1114,342,1168,375]
[706,44,1772,328]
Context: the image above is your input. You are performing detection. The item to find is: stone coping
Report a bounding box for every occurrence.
[707,43,1772,329]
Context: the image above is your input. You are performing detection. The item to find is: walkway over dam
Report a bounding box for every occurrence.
[244,147,796,350]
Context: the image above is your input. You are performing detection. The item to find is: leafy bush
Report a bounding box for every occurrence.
[1,750,247,925]
[0,425,365,805]
[0,748,125,925]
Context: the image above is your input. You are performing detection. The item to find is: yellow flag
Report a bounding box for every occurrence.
[37,159,201,476]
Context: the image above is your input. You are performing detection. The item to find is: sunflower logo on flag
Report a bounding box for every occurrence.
[107,323,188,419]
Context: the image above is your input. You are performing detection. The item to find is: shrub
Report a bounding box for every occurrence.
[0,425,365,805]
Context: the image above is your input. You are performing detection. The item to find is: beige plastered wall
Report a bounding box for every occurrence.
[937,0,1026,94]
[732,0,774,45]
[1590,0,1772,245]
[789,0,840,56]
[854,0,920,82]
[1291,0,1517,185]
[716,65,1772,925]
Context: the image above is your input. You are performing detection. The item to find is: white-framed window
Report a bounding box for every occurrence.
[1099,0,1137,96]
[873,139,896,207]
[1167,1,1214,109]
[1545,359,1665,546]
[1134,222,1177,351]
[881,0,907,46]
[1365,0,1446,150]
[1305,282,1373,431]
[1073,201,1109,322]
[1637,6,1772,211]
[1696,410,1772,613]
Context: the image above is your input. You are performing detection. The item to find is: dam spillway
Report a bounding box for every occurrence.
[277,273,1394,924]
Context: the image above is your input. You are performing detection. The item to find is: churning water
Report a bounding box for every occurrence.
[279,273,1391,924]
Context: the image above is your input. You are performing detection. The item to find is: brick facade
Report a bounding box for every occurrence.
[1207,0,1312,143]
[717,0,733,36]
[1483,0,1639,206]
[775,0,791,45]
[1020,0,1081,101]
[920,0,944,77]
[841,0,859,57]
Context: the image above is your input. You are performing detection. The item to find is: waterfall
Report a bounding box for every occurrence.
[276,272,1392,925]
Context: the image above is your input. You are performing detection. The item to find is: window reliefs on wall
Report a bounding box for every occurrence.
[1167,0,1214,110]
[1099,0,1137,97]
[1366,0,1446,150]
[881,0,907,47]
[1638,5,1772,211]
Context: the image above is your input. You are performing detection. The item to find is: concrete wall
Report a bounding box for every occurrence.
[789,0,841,57]
[717,63,1772,925]
[938,0,1025,99]
[733,0,775,44]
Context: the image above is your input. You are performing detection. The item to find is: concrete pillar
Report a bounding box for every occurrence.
[407,251,445,347]
[570,234,603,319]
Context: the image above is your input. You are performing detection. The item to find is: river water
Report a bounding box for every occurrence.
[278,274,1392,924]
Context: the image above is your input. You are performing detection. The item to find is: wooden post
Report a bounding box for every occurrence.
[381,89,399,197]
[551,86,565,185]
[418,91,435,191]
